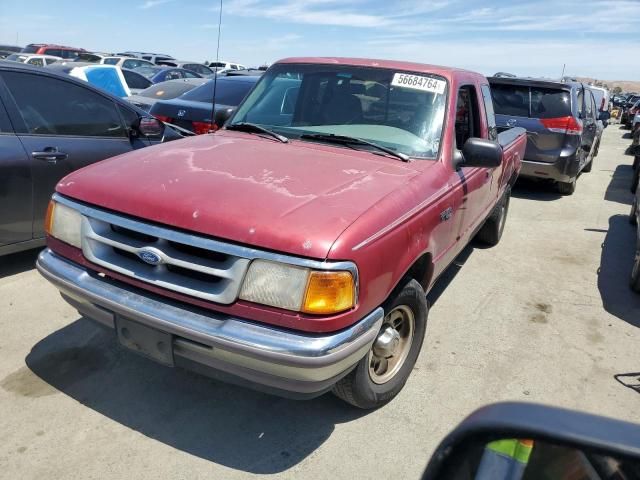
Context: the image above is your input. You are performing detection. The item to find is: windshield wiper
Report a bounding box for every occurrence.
[225,122,289,143]
[299,133,409,162]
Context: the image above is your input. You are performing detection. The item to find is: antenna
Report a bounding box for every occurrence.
[560,63,566,81]
[210,0,223,131]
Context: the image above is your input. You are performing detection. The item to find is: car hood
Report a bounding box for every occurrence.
[57,131,425,259]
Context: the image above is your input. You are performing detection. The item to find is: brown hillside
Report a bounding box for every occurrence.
[575,77,640,94]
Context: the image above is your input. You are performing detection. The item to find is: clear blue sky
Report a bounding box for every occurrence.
[1,0,638,80]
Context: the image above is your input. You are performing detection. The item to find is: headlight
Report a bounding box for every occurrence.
[239,259,356,315]
[45,200,82,248]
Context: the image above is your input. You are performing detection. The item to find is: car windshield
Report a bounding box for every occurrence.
[135,66,161,79]
[181,78,257,104]
[230,64,448,159]
[6,54,26,62]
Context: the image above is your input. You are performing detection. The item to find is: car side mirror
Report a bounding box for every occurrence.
[422,402,640,480]
[599,111,611,121]
[457,137,502,169]
[215,107,236,128]
[134,116,165,138]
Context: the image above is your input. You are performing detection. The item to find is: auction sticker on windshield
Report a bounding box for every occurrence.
[391,73,446,94]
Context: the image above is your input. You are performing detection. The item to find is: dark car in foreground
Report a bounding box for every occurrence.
[0,61,182,256]
[134,66,202,83]
[150,75,259,133]
[125,78,208,111]
[489,76,601,194]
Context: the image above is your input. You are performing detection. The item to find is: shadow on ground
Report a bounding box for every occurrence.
[25,319,366,474]
[604,164,634,205]
[0,248,41,279]
[511,178,563,202]
[597,214,640,329]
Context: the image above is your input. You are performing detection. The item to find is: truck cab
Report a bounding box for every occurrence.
[38,58,525,408]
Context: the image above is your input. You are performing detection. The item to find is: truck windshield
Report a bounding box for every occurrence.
[230,64,448,159]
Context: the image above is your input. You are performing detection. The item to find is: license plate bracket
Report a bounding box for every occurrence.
[116,317,174,367]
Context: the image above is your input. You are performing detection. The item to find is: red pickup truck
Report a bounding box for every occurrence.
[37,58,525,408]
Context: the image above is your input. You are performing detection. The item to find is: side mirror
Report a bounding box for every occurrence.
[422,402,640,480]
[135,116,165,138]
[459,137,502,169]
[214,107,236,128]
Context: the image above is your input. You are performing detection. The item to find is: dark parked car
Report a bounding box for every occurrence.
[156,60,214,77]
[150,75,258,134]
[125,78,208,111]
[0,61,182,256]
[621,94,640,126]
[489,76,601,194]
[134,66,202,83]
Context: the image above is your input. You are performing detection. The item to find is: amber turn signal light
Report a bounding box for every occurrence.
[44,200,55,236]
[302,271,355,315]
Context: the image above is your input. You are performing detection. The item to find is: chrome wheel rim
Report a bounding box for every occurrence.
[368,305,415,385]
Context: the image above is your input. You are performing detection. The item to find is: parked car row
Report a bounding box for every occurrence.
[0,61,185,256]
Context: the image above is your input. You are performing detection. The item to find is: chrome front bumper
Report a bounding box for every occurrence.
[37,249,384,397]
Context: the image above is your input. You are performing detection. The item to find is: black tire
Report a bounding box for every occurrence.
[633,155,639,171]
[631,244,640,293]
[332,278,428,409]
[475,189,511,246]
[557,178,576,195]
[582,156,593,173]
[631,197,638,226]
[631,168,639,194]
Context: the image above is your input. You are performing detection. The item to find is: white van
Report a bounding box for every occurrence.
[589,86,610,112]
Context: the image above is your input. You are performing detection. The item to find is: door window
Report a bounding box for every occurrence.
[455,85,481,148]
[122,70,152,89]
[183,70,199,78]
[576,88,584,118]
[44,48,63,57]
[2,71,127,137]
[165,70,184,80]
[123,59,149,69]
[103,57,120,65]
[27,58,44,67]
[480,84,497,140]
[584,90,593,118]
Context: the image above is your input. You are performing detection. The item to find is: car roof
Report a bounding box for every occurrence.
[488,75,578,91]
[276,56,482,81]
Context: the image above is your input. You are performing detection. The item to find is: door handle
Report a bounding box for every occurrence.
[32,147,68,164]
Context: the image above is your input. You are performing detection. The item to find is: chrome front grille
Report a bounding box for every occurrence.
[81,215,250,304]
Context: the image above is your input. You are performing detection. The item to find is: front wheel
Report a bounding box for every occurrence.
[332,278,428,409]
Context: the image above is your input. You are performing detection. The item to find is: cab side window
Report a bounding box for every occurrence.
[576,88,584,118]
[2,71,126,137]
[584,90,593,118]
[455,85,481,149]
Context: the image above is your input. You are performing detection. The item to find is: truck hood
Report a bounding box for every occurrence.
[57,132,425,259]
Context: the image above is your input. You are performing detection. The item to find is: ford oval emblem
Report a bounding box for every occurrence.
[137,249,162,265]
